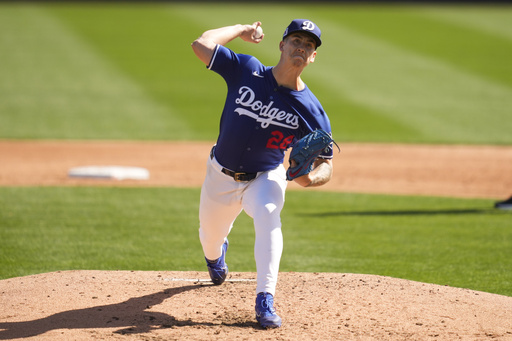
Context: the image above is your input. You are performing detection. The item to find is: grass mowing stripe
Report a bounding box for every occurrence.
[310,15,512,145]
[418,7,512,89]
[0,187,205,277]
[0,4,189,140]
[46,3,202,140]
[313,5,512,89]
[1,187,510,296]
[421,6,512,42]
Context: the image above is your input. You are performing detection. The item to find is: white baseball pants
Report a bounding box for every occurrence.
[199,150,287,296]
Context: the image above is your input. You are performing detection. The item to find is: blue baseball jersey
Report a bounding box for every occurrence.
[208,44,333,173]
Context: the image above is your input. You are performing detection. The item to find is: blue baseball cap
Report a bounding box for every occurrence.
[282,19,322,48]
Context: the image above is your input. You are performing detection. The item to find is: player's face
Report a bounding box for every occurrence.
[281,33,317,67]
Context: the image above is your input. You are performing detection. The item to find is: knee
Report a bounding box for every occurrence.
[254,201,283,218]
[253,203,282,228]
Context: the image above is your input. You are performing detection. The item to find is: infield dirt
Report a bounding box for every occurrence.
[1,141,511,340]
[1,140,511,198]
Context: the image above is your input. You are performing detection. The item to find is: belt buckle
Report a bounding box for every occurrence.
[233,172,245,182]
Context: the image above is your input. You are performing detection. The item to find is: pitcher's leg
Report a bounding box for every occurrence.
[253,217,283,295]
[243,166,287,296]
[199,181,242,260]
[199,154,244,260]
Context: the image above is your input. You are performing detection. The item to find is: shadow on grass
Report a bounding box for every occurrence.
[302,208,496,217]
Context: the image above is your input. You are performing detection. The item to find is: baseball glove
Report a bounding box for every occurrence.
[286,129,338,181]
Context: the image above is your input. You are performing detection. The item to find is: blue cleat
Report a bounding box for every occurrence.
[255,292,282,328]
[205,239,229,285]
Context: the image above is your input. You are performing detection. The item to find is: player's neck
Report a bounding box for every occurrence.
[272,65,305,91]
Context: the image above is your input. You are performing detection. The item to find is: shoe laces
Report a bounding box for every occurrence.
[257,293,276,314]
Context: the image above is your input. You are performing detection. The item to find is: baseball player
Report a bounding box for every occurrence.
[191,19,334,329]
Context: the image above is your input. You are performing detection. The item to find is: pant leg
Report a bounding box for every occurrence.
[242,164,287,296]
[199,154,243,260]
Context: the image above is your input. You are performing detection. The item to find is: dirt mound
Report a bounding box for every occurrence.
[1,271,511,340]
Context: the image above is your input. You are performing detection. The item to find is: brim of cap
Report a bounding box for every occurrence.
[283,32,322,48]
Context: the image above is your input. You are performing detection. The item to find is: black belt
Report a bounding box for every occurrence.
[210,147,258,182]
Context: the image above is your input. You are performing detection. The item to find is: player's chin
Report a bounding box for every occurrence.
[291,57,306,67]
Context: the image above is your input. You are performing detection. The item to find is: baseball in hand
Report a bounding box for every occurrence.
[254,26,263,39]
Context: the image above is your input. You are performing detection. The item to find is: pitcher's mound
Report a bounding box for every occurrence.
[1,271,511,340]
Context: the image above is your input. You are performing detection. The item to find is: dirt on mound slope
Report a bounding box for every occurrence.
[1,271,511,341]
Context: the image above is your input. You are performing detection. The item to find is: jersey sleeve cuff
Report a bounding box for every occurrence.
[207,44,221,70]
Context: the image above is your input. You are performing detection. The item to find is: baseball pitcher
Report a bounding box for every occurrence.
[191,19,335,329]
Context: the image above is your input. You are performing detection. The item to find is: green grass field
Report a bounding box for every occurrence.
[2,3,512,143]
[1,187,510,296]
[1,3,511,296]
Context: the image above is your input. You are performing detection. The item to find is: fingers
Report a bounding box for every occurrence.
[244,22,264,43]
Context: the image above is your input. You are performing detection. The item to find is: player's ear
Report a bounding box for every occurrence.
[279,40,284,51]
[309,50,317,63]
